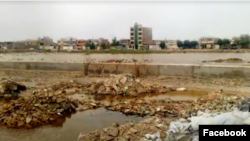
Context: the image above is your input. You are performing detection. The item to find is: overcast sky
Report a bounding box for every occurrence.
[0,1,250,42]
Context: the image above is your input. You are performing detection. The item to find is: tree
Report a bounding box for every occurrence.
[177,40,183,48]
[111,37,119,46]
[238,34,250,48]
[183,40,191,49]
[89,42,95,50]
[100,42,106,50]
[159,41,166,49]
[222,38,230,47]
[85,40,95,50]
[190,41,198,48]
[217,38,223,47]
[84,40,91,50]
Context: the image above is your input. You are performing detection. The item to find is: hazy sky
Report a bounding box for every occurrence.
[0,1,250,41]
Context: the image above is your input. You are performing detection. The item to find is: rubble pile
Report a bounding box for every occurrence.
[83,74,171,96]
[75,97,102,111]
[0,92,80,128]
[78,117,171,141]
[105,99,190,117]
[32,81,85,96]
[190,91,246,114]
[0,80,26,98]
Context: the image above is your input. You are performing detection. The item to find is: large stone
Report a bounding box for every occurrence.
[26,117,32,124]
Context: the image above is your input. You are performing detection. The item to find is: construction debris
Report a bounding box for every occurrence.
[0,90,81,128]
[78,117,171,141]
[0,80,26,98]
[104,91,245,117]
[83,73,171,96]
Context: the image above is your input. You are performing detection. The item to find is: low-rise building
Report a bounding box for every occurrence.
[119,39,130,48]
[58,37,77,46]
[76,39,86,50]
[25,39,38,46]
[57,37,77,51]
[38,36,54,47]
[198,37,217,49]
[152,39,178,49]
[165,40,178,49]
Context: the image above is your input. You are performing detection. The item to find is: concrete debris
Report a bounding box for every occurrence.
[78,117,170,141]
[83,74,171,96]
[31,74,177,97]
[105,91,245,117]
[32,81,85,96]
[0,80,26,98]
[0,91,81,128]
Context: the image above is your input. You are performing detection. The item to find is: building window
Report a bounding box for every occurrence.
[138,33,142,35]
[131,28,134,31]
[139,41,142,44]
[138,37,142,40]
[131,37,134,40]
[131,33,134,36]
[131,42,134,44]
[138,28,142,31]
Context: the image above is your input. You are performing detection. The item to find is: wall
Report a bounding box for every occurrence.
[0,62,249,78]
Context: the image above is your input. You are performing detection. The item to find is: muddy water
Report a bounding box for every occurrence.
[94,90,208,102]
[0,108,147,141]
[144,90,208,101]
[2,53,250,65]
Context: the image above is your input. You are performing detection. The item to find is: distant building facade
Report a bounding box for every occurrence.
[38,36,54,47]
[130,23,153,49]
[152,39,178,49]
[198,37,217,49]
[119,39,130,48]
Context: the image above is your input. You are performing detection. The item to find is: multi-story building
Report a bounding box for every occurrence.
[130,23,153,49]
[198,37,217,49]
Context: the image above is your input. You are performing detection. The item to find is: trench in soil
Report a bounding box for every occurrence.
[0,90,212,141]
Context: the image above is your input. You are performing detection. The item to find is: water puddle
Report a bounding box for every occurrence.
[144,90,208,101]
[93,90,208,102]
[0,108,147,141]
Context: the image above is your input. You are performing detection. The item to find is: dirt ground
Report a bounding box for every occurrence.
[0,69,249,141]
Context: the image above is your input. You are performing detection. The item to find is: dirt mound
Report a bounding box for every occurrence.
[0,80,26,98]
[78,117,171,141]
[83,74,170,96]
[202,58,244,63]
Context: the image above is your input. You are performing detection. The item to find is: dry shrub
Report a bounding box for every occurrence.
[83,55,94,76]
[114,60,122,74]
[133,59,140,77]
[96,65,104,75]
